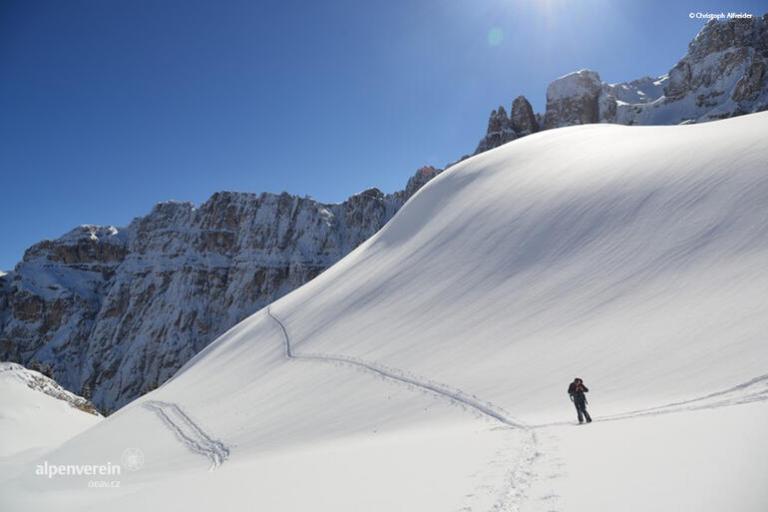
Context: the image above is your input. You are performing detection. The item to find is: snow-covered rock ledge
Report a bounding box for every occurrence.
[0,362,101,457]
[0,362,101,416]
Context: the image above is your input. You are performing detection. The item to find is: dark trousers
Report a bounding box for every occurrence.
[574,399,592,423]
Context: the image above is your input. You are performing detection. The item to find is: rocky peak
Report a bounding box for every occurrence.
[475,106,516,153]
[660,15,768,119]
[487,105,510,133]
[543,70,603,129]
[688,15,767,61]
[403,166,440,199]
[23,225,125,263]
[143,201,196,226]
[474,14,768,153]
[510,96,539,136]
[474,95,540,153]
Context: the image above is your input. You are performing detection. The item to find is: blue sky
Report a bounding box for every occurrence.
[0,0,764,269]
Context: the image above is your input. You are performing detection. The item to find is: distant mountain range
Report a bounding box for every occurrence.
[1,15,766,413]
[474,14,768,153]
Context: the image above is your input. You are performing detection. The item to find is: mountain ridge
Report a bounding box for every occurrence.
[475,15,768,152]
[0,167,439,412]
[1,15,767,413]
[5,110,766,512]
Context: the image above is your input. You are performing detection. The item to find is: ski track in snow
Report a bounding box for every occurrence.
[143,400,230,470]
[267,307,539,512]
[531,373,768,428]
[267,307,527,428]
[267,307,768,429]
[266,307,768,511]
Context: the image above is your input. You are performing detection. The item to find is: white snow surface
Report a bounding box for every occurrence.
[0,363,101,458]
[2,112,768,511]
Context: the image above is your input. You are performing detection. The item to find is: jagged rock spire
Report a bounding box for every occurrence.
[510,96,539,136]
[475,105,516,153]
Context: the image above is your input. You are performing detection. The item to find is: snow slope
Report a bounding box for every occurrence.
[0,363,101,457]
[2,112,768,511]
[0,168,440,413]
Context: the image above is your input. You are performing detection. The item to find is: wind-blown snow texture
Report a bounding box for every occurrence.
[3,112,766,512]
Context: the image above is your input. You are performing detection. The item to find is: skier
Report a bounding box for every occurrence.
[568,377,592,424]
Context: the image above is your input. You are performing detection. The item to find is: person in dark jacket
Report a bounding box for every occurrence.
[568,377,592,424]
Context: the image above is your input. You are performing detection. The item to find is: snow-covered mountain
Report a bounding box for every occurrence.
[2,15,766,416]
[0,166,439,412]
[0,362,100,457]
[2,111,766,512]
[476,15,768,152]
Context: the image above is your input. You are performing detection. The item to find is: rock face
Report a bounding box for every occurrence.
[476,15,768,152]
[510,96,539,136]
[0,168,439,412]
[543,70,603,129]
[475,106,516,153]
[4,15,767,414]
[617,15,768,124]
[398,166,441,201]
[475,97,539,153]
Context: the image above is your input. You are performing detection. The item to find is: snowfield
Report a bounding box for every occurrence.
[2,112,768,511]
[0,363,101,459]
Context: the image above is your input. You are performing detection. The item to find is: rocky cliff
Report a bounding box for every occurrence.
[475,96,539,153]
[0,167,439,412]
[4,15,766,414]
[476,15,768,152]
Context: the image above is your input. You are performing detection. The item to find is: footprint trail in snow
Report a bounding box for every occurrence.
[144,400,230,470]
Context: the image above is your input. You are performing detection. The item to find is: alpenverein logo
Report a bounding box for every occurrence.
[121,448,145,472]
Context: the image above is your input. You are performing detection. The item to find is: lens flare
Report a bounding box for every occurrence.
[487,27,504,46]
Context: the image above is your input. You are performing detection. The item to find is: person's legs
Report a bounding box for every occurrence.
[574,401,584,423]
[583,406,592,423]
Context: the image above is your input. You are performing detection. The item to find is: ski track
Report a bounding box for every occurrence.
[144,400,230,470]
[267,307,539,512]
[266,307,527,428]
[266,307,768,511]
[531,373,768,428]
[267,307,768,429]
